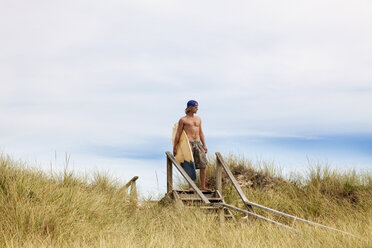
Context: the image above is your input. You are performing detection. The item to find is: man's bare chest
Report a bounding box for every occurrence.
[184,119,200,128]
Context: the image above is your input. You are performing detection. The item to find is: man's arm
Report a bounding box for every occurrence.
[199,119,208,154]
[173,118,184,156]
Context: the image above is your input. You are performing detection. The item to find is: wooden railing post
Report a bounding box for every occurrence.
[130,180,138,203]
[216,154,224,224]
[216,154,222,193]
[121,176,139,204]
[167,155,173,193]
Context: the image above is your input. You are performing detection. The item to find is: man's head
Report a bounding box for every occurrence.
[185,100,198,114]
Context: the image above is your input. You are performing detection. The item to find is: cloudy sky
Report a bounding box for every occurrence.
[1,0,371,197]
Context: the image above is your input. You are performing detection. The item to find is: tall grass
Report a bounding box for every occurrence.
[201,155,371,222]
[1,153,371,247]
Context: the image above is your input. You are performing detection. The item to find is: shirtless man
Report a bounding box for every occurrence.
[173,100,210,191]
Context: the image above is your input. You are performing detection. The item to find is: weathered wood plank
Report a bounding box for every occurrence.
[240,199,359,237]
[123,176,139,190]
[216,203,297,232]
[167,156,173,193]
[179,197,222,201]
[129,179,138,202]
[216,157,222,193]
[218,205,225,225]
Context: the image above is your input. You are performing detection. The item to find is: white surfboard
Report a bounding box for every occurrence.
[172,123,194,164]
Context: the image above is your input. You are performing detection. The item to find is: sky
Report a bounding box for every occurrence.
[1,0,372,197]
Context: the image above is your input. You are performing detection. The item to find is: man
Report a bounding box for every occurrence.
[173,100,210,191]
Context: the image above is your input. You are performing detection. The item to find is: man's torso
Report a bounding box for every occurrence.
[181,115,201,141]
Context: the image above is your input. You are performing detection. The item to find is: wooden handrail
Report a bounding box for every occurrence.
[240,199,359,237]
[215,203,297,232]
[215,152,253,211]
[123,176,139,190]
[215,153,359,238]
[166,152,210,204]
[119,176,139,202]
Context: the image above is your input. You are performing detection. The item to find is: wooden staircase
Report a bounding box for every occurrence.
[170,190,234,220]
[161,151,358,237]
[163,151,251,222]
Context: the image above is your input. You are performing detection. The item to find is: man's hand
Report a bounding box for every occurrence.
[173,147,177,156]
[204,146,208,154]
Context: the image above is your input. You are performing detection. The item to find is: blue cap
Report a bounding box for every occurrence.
[186,100,198,109]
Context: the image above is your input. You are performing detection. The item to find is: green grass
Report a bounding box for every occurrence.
[0,153,371,247]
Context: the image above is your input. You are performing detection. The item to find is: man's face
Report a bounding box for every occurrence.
[192,106,198,113]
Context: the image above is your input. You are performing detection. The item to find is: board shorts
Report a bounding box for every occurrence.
[189,141,207,169]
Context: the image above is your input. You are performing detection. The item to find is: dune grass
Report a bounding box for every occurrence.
[0,153,371,247]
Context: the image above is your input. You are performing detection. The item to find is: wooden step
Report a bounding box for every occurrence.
[176,190,218,198]
[175,190,216,197]
[179,196,222,201]
[188,206,217,210]
[171,189,235,220]
[176,189,215,193]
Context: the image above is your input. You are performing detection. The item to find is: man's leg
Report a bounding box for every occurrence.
[200,168,210,190]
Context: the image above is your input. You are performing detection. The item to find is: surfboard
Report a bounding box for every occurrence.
[172,123,196,181]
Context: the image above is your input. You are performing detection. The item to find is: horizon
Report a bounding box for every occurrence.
[2,133,371,198]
